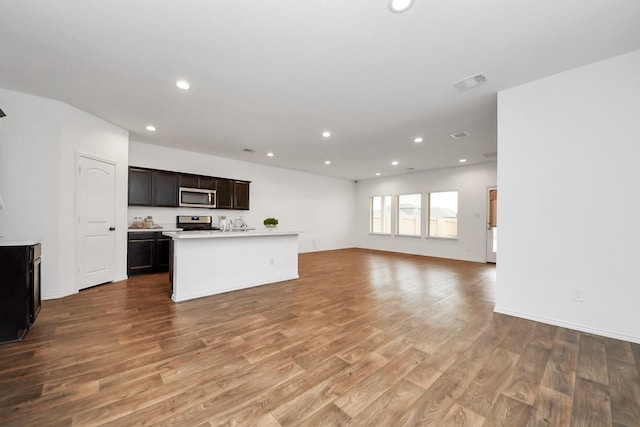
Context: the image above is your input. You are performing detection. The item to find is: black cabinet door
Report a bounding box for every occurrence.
[156,237,171,269]
[216,178,233,209]
[128,168,153,206]
[0,246,32,343]
[127,238,154,274]
[128,233,171,275]
[153,171,178,207]
[178,174,198,188]
[199,176,216,190]
[234,181,250,210]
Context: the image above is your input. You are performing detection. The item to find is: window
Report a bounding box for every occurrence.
[397,193,421,236]
[370,195,392,233]
[428,191,458,238]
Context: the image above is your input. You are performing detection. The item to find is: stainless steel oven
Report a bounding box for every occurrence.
[178,187,216,208]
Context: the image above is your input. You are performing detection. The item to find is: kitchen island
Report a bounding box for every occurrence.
[162,230,300,302]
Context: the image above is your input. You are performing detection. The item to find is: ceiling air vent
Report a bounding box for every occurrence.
[242,148,255,153]
[453,73,489,92]
[483,152,497,159]
[450,131,469,139]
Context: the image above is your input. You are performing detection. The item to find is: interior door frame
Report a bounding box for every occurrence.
[486,186,497,263]
[75,152,117,291]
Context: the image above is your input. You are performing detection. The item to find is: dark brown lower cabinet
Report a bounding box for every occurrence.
[0,243,41,344]
[127,232,171,275]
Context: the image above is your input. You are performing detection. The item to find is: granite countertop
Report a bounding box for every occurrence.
[163,230,300,239]
[128,227,182,232]
[0,237,40,246]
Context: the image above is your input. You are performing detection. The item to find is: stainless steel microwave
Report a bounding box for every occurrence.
[178,187,216,208]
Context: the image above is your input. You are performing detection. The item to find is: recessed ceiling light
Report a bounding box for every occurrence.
[145,125,156,132]
[389,0,415,13]
[375,172,381,176]
[451,131,470,139]
[267,152,274,157]
[322,131,331,138]
[459,158,467,163]
[324,160,331,165]
[176,80,190,90]
[414,137,423,143]
[391,161,399,166]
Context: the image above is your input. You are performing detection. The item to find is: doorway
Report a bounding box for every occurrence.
[76,154,116,289]
[487,188,497,263]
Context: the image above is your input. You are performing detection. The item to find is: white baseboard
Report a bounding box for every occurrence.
[494,306,640,344]
[42,289,77,300]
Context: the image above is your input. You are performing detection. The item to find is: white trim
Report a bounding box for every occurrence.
[171,275,300,303]
[494,306,640,344]
[486,186,497,263]
[42,289,77,300]
[75,152,118,292]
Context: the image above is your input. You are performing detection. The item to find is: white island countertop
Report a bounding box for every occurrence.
[163,229,300,239]
[164,229,301,302]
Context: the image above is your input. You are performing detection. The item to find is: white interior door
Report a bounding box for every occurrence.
[486,188,497,263]
[77,155,116,289]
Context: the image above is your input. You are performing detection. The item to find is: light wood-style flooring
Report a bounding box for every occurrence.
[1,248,639,426]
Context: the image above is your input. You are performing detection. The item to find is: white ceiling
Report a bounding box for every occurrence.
[1,1,639,180]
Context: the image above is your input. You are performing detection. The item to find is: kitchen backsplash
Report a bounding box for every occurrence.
[128,206,256,229]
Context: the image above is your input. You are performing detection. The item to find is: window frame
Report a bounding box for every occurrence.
[427,190,459,240]
[369,195,392,235]
[396,193,422,237]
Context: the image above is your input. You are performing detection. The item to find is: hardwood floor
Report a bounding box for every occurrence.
[1,248,639,426]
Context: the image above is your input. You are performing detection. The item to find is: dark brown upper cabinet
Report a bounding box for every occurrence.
[234,180,250,210]
[198,176,216,190]
[216,178,234,209]
[128,168,153,206]
[179,174,216,190]
[129,168,177,207]
[152,171,178,207]
[128,166,249,210]
[178,174,198,188]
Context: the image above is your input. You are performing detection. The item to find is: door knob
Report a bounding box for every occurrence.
[109,227,116,231]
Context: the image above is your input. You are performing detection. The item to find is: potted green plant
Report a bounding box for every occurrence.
[263,217,279,228]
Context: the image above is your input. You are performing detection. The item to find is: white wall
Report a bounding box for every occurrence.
[0,88,129,299]
[496,49,640,343]
[128,141,357,253]
[355,162,497,262]
[59,106,130,289]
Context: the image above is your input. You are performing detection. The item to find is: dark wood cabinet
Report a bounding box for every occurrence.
[152,171,178,207]
[234,180,250,210]
[156,235,172,269]
[127,232,171,276]
[178,174,198,188]
[128,166,249,210]
[199,176,216,190]
[0,244,41,343]
[216,178,234,209]
[129,167,178,207]
[128,168,153,206]
[178,174,216,190]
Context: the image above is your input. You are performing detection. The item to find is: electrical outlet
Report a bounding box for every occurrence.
[571,287,584,302]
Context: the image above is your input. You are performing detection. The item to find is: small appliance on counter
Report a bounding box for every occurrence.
[176,215,218,231]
